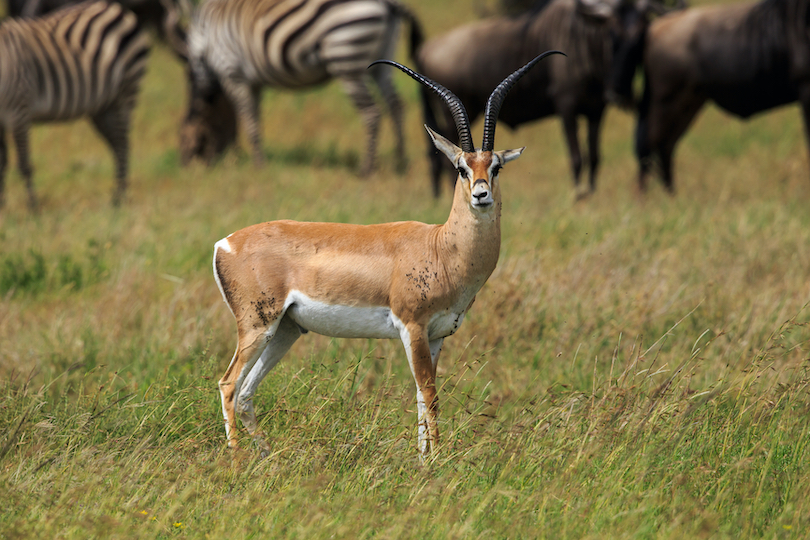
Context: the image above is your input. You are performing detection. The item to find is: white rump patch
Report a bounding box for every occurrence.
[212,239,235,316]
[215,237,232,253]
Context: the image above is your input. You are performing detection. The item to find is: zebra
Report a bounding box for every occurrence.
[4,0,191,61]
[179,0,423,176]
[0,0,150,211]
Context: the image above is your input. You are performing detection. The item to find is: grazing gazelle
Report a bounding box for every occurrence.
[213,51,562,456]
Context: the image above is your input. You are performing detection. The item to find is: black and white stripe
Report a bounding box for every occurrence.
[182,0,422,175]
[0,0,150,210]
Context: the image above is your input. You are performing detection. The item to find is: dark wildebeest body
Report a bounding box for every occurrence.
[417,0,637,198]
[624,0,810,191]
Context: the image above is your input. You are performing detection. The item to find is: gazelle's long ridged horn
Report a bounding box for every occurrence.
[369,59,474,152]
[481,50,566,151]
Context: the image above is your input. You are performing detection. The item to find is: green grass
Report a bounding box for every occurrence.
[1,1,810,537]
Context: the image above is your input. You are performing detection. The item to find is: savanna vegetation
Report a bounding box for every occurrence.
[1,0,808,537]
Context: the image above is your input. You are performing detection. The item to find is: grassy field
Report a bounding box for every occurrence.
[1,1,809,538]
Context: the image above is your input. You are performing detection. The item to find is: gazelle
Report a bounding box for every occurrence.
[213,51,562,456]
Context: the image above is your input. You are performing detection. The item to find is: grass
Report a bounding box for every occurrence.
[1,0,810,537]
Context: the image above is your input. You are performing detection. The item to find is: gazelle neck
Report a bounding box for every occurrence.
[438,169,502,285]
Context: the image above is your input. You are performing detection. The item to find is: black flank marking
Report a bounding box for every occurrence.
[252,292,278,327]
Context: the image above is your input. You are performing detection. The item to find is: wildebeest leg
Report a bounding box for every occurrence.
[337,74,381,177]
[12,123,37,211]
[221,78,264,166]
[586,106,605,195]
[797,84,810,176]
[646,92,705,193]
[370,63,407,173]
[91,105,131,207]
[560,113,584,198]
[635,109,652,192]
[0,127,6,209]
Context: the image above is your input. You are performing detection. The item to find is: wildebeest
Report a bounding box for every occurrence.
[613,0,810,192]
[3,0,190,59]
[416,0,653,198]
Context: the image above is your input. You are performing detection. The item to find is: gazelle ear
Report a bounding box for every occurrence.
[426,125,462,163]
[498,147,525,164]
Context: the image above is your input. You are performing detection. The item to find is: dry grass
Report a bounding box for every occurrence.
[1,0,810,537]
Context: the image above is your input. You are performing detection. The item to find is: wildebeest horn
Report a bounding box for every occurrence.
[369,60,475,153]
[481,50,566,152]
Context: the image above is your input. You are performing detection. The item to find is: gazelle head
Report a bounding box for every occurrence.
[371,51,564,212]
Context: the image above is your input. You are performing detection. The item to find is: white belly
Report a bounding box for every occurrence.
[283,291,469,341]
[284,290,400,339]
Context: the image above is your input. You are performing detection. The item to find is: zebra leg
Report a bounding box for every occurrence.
[12,124,37,211]
[338,74,381,177]
[0,127,6,209]
[91,106,131,207]
[370,64,407,173]
[221,78,263,166]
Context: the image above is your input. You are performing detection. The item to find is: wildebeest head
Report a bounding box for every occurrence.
[178,69,238,166]
[599,0,684,107]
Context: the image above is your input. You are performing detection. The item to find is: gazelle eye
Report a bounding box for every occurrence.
[492,165,502,176]
[457,167,469,179]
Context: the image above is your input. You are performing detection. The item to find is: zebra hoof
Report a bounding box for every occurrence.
[358,162,375,178]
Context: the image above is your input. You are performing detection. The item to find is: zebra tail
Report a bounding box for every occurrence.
[382,1,433,135]
[386,0,424,61]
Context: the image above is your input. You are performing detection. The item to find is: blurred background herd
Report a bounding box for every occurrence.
[2,0,809,210]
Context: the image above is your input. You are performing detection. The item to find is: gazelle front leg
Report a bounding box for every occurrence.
[399,322,440,455]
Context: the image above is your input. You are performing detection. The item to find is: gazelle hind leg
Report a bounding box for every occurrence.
[219,326,271,448]
[236,314,301,456]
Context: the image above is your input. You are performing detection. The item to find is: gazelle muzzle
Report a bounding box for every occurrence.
[471,178,493,207]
